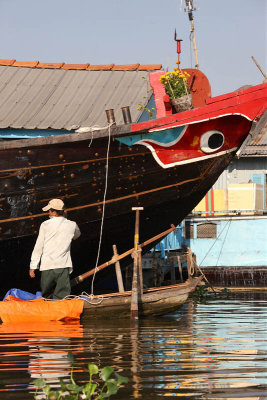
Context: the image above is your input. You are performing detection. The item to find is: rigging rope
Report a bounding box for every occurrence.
[215,217,232,267]
[197,216,233,267]
[90,123,112,297]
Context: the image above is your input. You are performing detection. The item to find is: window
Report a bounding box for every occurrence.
[197,223,217,238]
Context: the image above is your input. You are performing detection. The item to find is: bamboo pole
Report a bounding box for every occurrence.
[113,244,124,293]
[188,249,217,294]
[251,56,267,80]
[191,19,199,68]
[131,207,143,320]
[71,224,177,286]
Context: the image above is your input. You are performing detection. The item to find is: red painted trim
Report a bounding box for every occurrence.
[131,83,267,133]
[149,71,171,118]
[210,189,214,217]
[205,193,209,217]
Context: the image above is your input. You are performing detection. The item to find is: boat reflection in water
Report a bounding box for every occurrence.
[0,321,83,397]
[0,292,266,399]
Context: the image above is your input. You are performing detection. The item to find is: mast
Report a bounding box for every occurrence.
[184,0,199,69]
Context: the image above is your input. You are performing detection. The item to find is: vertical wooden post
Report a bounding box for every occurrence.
[137,244,143,296]
[186,246,192,279]
[131,207,143,321]
[152,254,157,287]
[131,257,139,320]
[170,256,176,285]
[125,266,129,291]
[177,255,183,282]
[113,244,125,293]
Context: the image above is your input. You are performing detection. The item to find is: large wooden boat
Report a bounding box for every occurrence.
[0,59,266,297]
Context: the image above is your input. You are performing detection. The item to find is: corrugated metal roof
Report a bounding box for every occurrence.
[0,61,162,130]
[242,123,267,156]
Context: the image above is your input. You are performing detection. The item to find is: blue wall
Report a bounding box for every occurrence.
[0,129,74,138]
[156,218,267,267]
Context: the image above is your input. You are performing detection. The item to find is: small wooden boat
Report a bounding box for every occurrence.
[0,277,202,323]
[81,276,202,320]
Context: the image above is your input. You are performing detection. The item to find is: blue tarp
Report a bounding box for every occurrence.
[3,288,42,301]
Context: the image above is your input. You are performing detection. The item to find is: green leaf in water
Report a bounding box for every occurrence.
[59,378,68,391]
[66,383,83,394]
[114,373,129,385]
[106,379,119,395]
[88,363,99,376]
[100,366,114,382]
[33,378,46,388]
[67,350,75,364]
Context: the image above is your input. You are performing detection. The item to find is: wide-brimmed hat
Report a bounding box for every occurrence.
[42,199,64,212]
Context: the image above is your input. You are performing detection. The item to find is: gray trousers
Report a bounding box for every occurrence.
[41,268,71,299]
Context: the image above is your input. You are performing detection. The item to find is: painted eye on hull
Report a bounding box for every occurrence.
[200,130,224,153]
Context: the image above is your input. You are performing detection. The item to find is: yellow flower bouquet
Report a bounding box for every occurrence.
[159,68,193,112]
[159,69,191,99]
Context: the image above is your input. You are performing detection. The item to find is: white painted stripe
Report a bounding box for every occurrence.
[148,113,252,133]
[139,145,236,169]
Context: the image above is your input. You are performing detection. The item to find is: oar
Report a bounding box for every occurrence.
[193,258,217,294]
[70,224,177,287]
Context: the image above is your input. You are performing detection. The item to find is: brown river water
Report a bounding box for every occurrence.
[0,291,266,399]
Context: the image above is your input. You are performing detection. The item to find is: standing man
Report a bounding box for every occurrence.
[29,199,81,299]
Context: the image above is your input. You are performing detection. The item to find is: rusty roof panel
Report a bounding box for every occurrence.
[0,58,162,71]
[13,60,39,68]
[112,64,140,71]
[0,59,16,66]
[87,64,114,71]
[36,62,64,69]
[61,63,89,70]
[138,64,162,70]
[242,123,267,156]
[0,65,156,130]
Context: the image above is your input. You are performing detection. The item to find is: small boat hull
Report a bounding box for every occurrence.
[82,276,202,319]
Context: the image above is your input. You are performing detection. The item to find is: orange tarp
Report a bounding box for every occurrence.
[0,296,84,323]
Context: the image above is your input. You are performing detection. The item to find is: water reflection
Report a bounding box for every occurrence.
[0,292,266,399]
[0,321,83,398]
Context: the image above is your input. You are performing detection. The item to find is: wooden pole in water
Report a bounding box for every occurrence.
[113,244,125,293]
[138,244,143,296]
[177,255,184,283]
[152,252,158,287]
[131,207,143,321]
[170,256,176,285]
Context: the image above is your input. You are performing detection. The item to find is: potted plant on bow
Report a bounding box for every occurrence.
[159,68,193,113]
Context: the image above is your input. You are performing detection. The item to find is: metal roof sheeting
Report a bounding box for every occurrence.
[242,123,267,156]
[242,125,267,157]
[0,64,161,130]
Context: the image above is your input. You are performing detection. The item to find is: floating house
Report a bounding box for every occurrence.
[157,121,267,287]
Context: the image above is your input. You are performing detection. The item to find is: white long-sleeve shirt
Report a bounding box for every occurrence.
[30,216,81,274]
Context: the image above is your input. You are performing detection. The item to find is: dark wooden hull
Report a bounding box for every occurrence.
[0,147,232,298]
[82,276,202,319]
[0,83,266,298]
